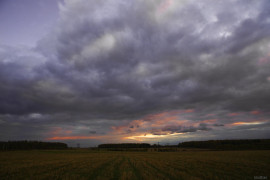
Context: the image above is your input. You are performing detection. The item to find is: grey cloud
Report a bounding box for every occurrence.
[1,0,270,144]
[213,124,224,127]
[38,0,270,119]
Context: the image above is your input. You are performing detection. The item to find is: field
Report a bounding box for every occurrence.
[0,150,269,180]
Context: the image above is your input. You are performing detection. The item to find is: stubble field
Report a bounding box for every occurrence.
[0,149,269,180]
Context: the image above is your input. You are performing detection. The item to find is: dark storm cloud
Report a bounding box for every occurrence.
[42,0,269,117]
[0,45,46,114]
[1,0,270,144]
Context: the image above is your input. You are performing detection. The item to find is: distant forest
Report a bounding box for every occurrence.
[178,139,270,150]
[1,139,270,151]
[98,143,151,148]
[0,141,68,150]
[98,139,270,150]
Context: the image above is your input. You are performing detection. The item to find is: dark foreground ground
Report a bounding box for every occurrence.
[0,149,269,180]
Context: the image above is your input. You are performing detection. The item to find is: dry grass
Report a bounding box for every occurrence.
[0,149,269,179]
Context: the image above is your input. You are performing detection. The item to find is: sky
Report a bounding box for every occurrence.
[0,0,270,147]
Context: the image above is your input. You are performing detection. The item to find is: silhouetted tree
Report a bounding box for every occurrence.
[98,143,151,149]
[0,141,68,150]
[178,139,270,150]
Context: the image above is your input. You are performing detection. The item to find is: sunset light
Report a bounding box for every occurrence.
[1,0,270,179]
[0,0,269,147]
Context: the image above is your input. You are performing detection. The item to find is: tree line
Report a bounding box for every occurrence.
[0,141,68,150]
[98,139,270,151]
[98,143,151,148]
[178,139,270,150]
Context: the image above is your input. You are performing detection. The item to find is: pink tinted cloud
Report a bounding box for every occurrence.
[158,0,173,13]
[184,109,194,113]
[200,119,217,124]
[228,112,240,116]
[110,109,194,136]
[250,110,261,115]
[258,52,270,65]
[230,120,266,126]
[47,127,106,141]
[258,58,270,65]
[50,127,73,136]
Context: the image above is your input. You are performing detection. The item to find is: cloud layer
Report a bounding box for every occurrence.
[1,0,270,146]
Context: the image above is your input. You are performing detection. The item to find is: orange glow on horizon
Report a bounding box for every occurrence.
[123,132,184,141]
[110,109,197,138]
[231,121,265,126]
[47,136,101,140]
